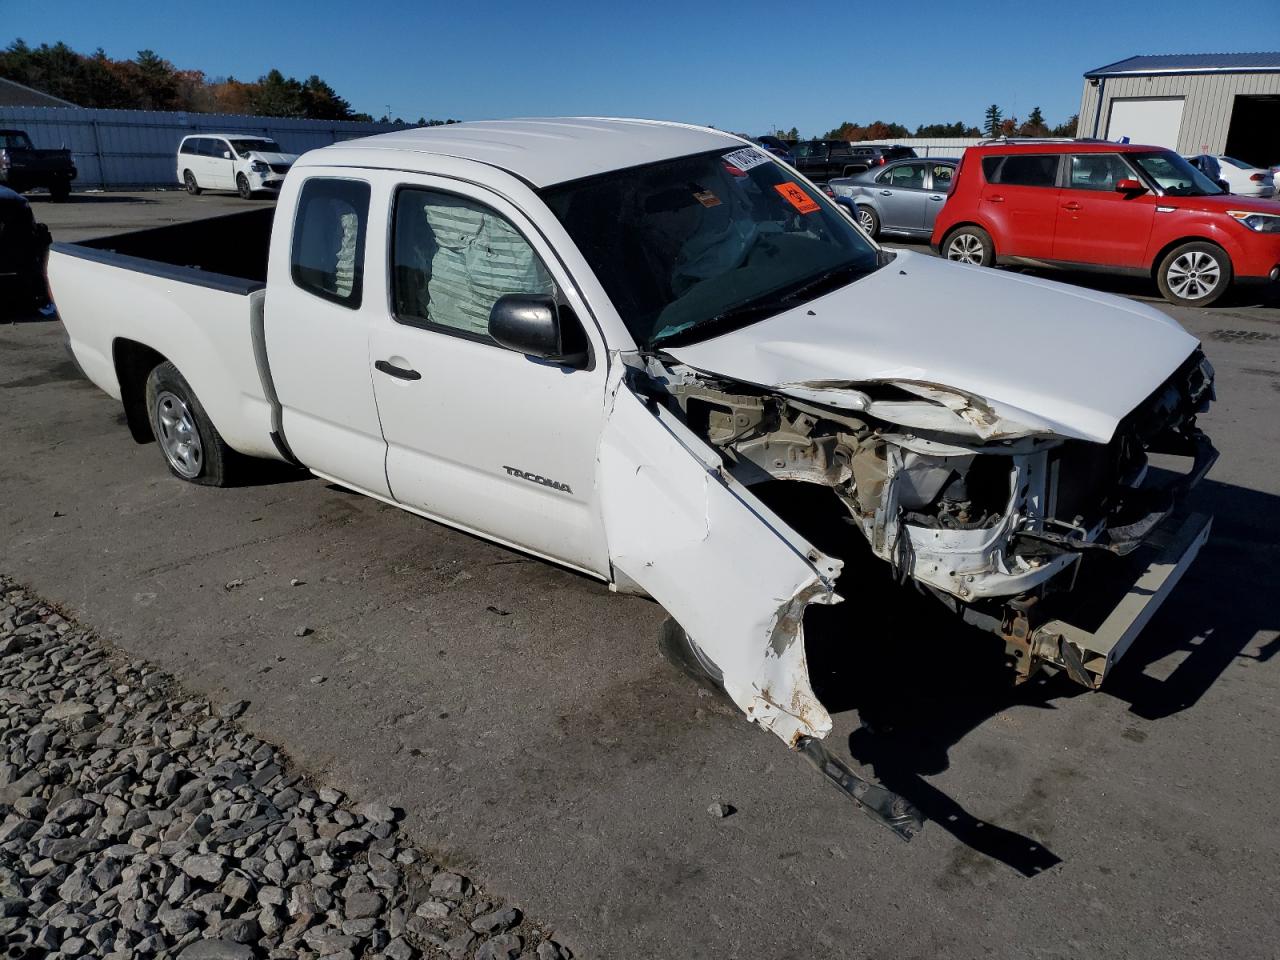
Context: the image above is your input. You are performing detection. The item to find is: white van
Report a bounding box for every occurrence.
[176,134,298,199]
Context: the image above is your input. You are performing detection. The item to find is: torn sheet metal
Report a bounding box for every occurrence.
[598,377,842,747]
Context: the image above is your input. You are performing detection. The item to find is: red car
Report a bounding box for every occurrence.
[931,140,1280,306]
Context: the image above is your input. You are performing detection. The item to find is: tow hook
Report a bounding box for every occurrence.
[795,737,924,842]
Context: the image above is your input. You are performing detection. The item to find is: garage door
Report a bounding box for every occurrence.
[1106,97,1185,150]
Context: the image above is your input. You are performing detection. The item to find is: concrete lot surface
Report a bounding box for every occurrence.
[5,193,1280,958]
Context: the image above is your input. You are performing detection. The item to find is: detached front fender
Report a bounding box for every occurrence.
[598,377,843,747]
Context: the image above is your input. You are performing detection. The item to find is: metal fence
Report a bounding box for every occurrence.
[0,106,405,189]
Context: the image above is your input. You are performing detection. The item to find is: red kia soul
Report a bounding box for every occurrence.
[931,140,1280,306]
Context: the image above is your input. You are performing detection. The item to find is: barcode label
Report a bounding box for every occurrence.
[723,147,770,171]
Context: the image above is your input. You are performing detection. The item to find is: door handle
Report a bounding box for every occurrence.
[987,194,1005,202]
[929,195,944,201]
[880,190,893,196]
[1061,201,1082,211]
[375,359,421,381]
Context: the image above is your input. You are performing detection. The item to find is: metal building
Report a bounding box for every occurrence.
[1078,53,1280,165]
[0,105,403,189]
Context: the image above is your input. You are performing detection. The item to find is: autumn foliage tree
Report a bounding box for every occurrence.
[0,39,397,122]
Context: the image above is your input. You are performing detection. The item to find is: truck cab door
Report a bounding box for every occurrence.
[263,173,392,498]
[364,175,611,576]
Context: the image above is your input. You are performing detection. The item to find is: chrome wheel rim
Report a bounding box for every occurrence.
[947,233,984,264]
[858,208,876,233]
[155,391,202,478]
[1166,251,1221,300]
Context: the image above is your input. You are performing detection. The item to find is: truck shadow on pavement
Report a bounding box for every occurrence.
[802,477,1277,879]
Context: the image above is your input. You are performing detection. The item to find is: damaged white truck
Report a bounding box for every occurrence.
[49,119,1217,840]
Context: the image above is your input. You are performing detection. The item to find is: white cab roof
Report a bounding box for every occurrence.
[301,118,742,187]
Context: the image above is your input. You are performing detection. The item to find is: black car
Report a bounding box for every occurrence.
[0,185,53,316]
[790,140,917,182]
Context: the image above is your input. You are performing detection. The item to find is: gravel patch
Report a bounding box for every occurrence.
[0,575,573,960]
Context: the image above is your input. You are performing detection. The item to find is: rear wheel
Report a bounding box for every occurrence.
[1156,241,1231,307]
[184,170,201,195]
[237,174,253,200]
[855,204,880,239]
[144,361,238,486]
[944,225,995,267]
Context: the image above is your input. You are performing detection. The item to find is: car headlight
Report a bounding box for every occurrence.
[1227,210,1280,233]
[249,161,269,174]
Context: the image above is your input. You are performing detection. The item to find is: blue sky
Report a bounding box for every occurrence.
[6,0,1276,135]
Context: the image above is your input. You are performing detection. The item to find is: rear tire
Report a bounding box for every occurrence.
[237,174,253,200]
[854,204,880,239]
[48,181,70,202]
[943,225,995,267]
[1156,241,1231,307]
[184,170,201,195]
[144,361,238,487]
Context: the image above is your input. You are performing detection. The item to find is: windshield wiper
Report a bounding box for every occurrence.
[780,261,872,305]
[650,299,788,349]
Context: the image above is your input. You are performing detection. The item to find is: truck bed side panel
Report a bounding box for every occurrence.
[48,249,279,460]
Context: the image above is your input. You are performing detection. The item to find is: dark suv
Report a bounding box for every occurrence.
[0,185,53,316]
[791,141,917,182]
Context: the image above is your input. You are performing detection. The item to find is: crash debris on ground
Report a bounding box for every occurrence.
[0,575,571,960]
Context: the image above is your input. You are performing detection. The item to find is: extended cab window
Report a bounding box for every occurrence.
[391,188,555,342]
[1068,154,1134,191]
[291,178,371,308]
[982,154,1059,187]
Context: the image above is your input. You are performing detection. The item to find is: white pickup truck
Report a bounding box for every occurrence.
[50,119,1217,838]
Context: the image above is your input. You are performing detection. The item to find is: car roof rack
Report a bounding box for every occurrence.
[975,136,1110,146]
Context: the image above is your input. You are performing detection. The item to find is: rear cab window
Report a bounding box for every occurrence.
[290,178,371,308]
[981,154,1060,187]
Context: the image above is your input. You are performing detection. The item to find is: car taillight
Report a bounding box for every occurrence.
[1250,173,1264,181]
[0,149,9,172]
[876,157,886,165]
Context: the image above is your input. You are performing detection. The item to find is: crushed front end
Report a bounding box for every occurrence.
[634,345,1216,689]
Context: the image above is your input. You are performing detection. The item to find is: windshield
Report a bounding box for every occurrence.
[0,132,34,150]
[229,139,278,157]
[541,147,881,349]
[1130,151,1224,197]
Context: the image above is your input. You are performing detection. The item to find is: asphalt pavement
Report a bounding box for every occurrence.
[3,191,1279,959]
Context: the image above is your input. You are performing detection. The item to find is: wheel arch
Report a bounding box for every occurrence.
[1149,235,1231,279]
[112,338,168,443]
[938,221,995,256]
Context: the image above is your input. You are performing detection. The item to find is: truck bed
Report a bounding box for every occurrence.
[64,207,273,293]
[49,207,282,462]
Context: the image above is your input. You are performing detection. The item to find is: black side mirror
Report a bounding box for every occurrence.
[488,294,588,367]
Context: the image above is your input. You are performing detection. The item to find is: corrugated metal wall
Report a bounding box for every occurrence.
[0,106,404,188]
[1077,72,1280,154]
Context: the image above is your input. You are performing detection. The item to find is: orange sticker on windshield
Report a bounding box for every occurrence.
[693,190,721,208]
[775,182,820,213]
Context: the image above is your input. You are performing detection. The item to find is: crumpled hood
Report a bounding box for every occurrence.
[664,250,1200,443]
[246,151,297,166]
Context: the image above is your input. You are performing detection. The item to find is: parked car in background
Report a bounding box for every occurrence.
[0,185,52,316]
[0,129,76,202]
[1186,154,1230,194]
[932,140,1280,307]
[1215,156,1275,197]
[829,158,957,239]
[177,135,298,199]
[752,136,795,164]
[850,144,918,169]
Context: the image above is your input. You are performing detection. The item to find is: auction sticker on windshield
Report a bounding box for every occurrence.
[723,147,770,172]
[774,182,820,213]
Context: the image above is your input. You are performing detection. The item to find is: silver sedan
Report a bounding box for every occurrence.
[828,158,958,240]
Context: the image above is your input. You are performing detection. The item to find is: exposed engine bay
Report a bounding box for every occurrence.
[626,346,1217,692]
